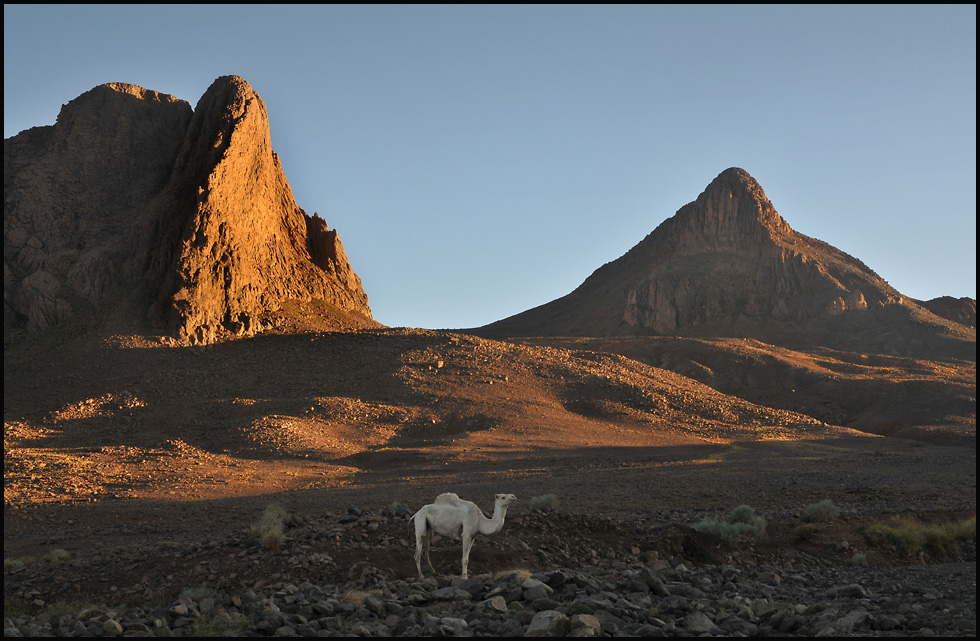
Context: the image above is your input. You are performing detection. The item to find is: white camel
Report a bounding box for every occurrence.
[412,492,517,579]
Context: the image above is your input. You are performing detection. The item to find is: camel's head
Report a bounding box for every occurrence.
[495,493,518,507]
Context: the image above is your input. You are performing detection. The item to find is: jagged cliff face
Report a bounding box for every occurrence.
[4,83,192,333]
[478,168,974,358]
[147,75,373,343]
[4,76,375,343]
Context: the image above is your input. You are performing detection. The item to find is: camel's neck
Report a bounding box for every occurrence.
[478,504,509,536]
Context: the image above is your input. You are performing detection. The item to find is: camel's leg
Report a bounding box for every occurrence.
[423,531,436,575]
[414,533,425,579]
[461,534,474,579]
[413,514,428,579]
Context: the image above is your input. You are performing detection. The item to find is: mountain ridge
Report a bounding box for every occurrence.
[3,78,973,448]
[475,168,975,361]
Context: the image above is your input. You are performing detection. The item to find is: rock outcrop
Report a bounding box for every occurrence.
[5,76,376,344]
[916,296,977,328]
[476,168,974,359]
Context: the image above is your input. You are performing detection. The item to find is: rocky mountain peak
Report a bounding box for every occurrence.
[699,167,789,230]
[651,167,792,257]
[4,76,376,344]
[476,168,973,359]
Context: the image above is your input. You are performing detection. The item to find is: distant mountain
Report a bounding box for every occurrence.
[4,76,376,344]
[476,168,975,360]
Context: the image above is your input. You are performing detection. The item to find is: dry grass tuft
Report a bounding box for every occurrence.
[252,504,290,549]
[492,568,532,582]
[342,590,381,607]
[861,515,975,560]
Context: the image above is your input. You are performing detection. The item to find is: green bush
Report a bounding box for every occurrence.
[803,499,841,523]
[693,505,767,543]
[529,494,559,513]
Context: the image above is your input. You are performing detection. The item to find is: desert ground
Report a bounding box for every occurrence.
[4,326,976,635]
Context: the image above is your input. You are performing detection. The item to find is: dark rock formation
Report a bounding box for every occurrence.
[5,76,376,344]
[916,296,977,328]
[4,83,192,334]
[476,168,974,360]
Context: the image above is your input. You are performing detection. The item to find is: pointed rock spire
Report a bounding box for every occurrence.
[635,167,792,259]
[4,76,376,343]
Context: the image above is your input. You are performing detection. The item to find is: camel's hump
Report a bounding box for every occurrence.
[435,492,462,504]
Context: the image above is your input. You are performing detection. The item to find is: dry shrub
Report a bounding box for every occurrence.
[803,499,841,523]
[342,590,381,607]
[42,549,71,564]
[492,568,532,582]
[529,494,559,513]
[693,505,767,543]
[860,515,975,560]
[252,504,290,549]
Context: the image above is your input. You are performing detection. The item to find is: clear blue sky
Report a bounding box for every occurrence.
[4,5,976,330]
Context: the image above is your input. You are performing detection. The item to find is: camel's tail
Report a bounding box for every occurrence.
[411,508,429,532]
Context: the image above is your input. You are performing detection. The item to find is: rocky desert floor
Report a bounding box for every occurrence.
[4,327,976,636]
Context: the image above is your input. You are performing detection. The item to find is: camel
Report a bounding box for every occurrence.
[412,492,517,579]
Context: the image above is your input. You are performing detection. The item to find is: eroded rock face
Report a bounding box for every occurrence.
[477,168,974,358]
[4,83,192,334]
[616,168,897,334]
[147,75,373,343]
[5,76,374,343]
